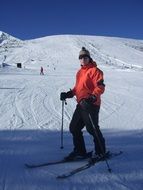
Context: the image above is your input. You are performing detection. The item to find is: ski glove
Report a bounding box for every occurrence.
[60,91,74,101]
[86,95,97,104]
[79,95,97,111]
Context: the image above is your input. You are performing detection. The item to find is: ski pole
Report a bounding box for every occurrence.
[88,113,112,173]
[60,100,66,149]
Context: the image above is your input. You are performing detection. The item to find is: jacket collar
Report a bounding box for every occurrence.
[81,62,97,69]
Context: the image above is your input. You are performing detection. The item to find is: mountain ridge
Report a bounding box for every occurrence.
[0,31,143,70]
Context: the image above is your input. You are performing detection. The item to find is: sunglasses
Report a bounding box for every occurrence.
[79,55,90,60]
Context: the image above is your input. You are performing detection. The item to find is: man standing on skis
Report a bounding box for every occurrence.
[60,47,106,161]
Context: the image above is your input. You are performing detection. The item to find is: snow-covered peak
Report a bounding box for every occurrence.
[0,31,21,45]
[0,31,9,43]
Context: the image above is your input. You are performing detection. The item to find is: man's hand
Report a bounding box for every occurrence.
[60,90,74,101]
[79,95,97,110]
[86,95,97,104]
[60,92,67,101]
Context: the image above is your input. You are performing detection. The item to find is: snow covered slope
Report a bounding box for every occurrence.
[1,32,143,70]
[0,32,143,190]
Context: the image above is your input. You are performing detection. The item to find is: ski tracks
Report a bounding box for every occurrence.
[0,72,74,131]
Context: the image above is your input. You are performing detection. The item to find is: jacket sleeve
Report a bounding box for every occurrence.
[71,86,76,96]
[71,70,80,96]
[91,69,105,96]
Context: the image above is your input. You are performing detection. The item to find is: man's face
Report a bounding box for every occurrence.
[79,56,90,66]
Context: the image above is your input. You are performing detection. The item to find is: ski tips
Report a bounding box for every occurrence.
[25,164,35,168]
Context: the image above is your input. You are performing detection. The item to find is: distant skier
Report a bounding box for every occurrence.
[60,47,106,161]
[40,67,44,75]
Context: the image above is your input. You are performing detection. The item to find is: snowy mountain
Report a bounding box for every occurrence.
[0,31,18,44]
[0,31,23,65]
[0,31,22,47]
[0,31,143,70]
[0,31,143,190]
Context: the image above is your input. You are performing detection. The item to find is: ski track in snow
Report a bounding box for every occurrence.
[0,66,143,190]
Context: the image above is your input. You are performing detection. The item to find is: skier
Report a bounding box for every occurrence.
[60,47,106,161]
[40,66,44,75]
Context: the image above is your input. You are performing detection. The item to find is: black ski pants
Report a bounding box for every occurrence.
[69,104,106,156]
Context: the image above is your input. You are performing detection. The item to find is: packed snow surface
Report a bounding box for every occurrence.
[0,33,143,189]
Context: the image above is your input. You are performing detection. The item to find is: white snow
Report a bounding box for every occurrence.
[0,33,143,189]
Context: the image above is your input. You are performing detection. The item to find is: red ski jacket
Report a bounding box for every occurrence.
[72,62,105,106]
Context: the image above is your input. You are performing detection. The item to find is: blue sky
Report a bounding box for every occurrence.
[0,0,143,40]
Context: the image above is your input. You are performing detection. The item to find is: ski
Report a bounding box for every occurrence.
[25,151,92,168]
[57,151,123,179]
[25,159,70,168]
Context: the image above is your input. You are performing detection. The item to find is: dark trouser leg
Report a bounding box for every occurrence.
[81,105,106,155]
[93,128,106,155]
[69,105,86,155]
